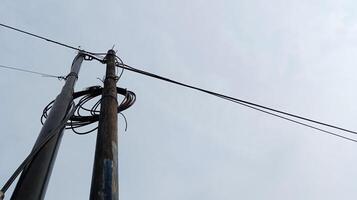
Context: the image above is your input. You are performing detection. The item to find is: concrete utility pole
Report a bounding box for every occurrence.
[11,53,84,200]
[90,49,119,200]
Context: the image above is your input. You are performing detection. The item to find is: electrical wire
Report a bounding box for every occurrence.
[0,23,80,52]
[2,22,357,142]
[115,62,357,142]
[0,64,65,80]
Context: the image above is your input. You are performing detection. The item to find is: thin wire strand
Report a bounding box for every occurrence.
[0,64,65,80]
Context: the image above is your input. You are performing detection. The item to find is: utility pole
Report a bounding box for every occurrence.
[11,53,84,200]
[90,49,119,200]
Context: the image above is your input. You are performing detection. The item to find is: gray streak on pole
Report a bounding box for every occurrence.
[90,49,119,200]
[10,53,84,200]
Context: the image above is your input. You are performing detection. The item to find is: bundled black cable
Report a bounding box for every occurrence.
[41,86,136,134]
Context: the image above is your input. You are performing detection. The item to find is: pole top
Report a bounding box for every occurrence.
[107,49,116,55]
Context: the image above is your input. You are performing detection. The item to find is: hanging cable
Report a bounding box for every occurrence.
[119,112,129,131]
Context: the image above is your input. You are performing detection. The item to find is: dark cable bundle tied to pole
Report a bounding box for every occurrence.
[1,86,135,198]
[41,85,136,134]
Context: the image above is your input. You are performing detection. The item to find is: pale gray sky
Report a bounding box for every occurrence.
[1,0,357,199]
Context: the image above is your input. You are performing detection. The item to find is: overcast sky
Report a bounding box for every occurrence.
[1,0,357,199]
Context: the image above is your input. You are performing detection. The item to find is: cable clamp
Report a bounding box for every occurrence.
[83,54,93,61]
[57,76,66,80]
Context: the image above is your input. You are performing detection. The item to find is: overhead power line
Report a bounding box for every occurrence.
[0,23,80,51]
[116,62,357,143]
[0,22,107,59]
